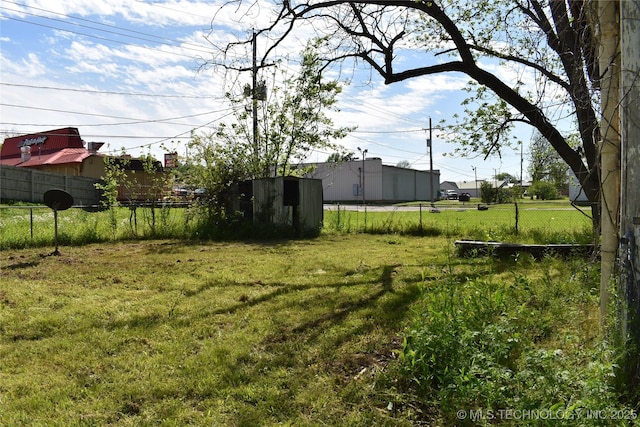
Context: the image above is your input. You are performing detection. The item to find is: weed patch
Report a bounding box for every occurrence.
[400,255,636,425]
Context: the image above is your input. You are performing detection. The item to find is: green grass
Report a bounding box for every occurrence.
[1,200,595,250]
[324,204,594,243]
[0,235,431,425]
[0,234,636,425]
[0,205,195,249]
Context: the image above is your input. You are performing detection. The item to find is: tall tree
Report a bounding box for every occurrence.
[528,132,570,193]
[221,40,353,179]
[216,0,602,228]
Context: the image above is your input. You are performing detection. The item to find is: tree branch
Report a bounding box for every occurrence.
[466,44,570,91]
[214,0,600,203]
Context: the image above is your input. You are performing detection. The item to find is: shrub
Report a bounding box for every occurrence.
[480,181,511,204]
[529,181,559,200]
[400,258,626,425]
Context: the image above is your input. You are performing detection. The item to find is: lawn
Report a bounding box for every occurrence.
[324,202,594,243]
[1,235,434,425]
[2,232,635,426]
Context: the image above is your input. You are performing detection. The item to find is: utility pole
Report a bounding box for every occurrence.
[428,117,434,204]
[598,0,621,322]
[252,30,259,177]
[358,146,368,230]
[520,141,524,199]
[472,166,478,200]
[357,147,368,205]
[619,0,640,395]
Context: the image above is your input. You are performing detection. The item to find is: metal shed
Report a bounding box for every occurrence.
[237,177,323,236]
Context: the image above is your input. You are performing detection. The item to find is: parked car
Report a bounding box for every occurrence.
[458,193,471,202]
[446,190,458,200]
[173,187,191,198]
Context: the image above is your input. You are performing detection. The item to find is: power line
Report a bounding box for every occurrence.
[1,1,251,64]
[1,1,215,55]
[351,128,427,134]
[132,0,232,23]
[100,110,237,154]
[0,102,233,124]
[0,82,222,100]
[2,15,203,60]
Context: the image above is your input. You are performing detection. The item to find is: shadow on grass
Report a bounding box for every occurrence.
[143,238,299,255]
[1,259,41,270]
[87,248,527,337]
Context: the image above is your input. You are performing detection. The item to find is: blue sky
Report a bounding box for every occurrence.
[0,0,531,184]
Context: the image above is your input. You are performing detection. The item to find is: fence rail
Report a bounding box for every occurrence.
[1,201,596,249]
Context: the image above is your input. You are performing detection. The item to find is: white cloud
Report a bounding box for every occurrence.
[0,52,48,78]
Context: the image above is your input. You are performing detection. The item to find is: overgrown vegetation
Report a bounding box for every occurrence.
[401,253,629,425]
[177,40,352,233]
[480,181,514,204]
[0,201,595,250]
[323,204,594,244]
[1,234,637,425]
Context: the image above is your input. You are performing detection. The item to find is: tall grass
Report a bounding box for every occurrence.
[0,205,195,249]
[1,202,595,250]
[1,203,318,249]
[323,205,595,244]
[400,254,634,425]
[0,211,634,425]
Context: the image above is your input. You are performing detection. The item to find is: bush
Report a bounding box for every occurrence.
[529,181,559,200]
[399,258,627,425]
[480,182,512,204]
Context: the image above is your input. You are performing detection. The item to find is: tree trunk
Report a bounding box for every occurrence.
[597,0,621,324]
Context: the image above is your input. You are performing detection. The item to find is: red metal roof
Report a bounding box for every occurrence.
[1,127,84,159]
[0,148,91,168]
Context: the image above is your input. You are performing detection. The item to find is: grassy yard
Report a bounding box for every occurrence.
[325,203,594,243]
[1,234,433,425]
[2,232,636,426]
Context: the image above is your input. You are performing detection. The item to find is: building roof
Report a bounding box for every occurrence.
[1,127,85,159]
[457,180,485,190]
[0,128,103,169]
[3,148,92,167]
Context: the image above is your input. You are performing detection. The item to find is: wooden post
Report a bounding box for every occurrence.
[619,0,640,397]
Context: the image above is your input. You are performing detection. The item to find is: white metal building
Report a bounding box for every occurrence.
[301,158,440,203]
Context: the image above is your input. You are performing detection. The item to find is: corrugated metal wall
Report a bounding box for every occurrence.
[298,178,323,233]
[307,158,384,202]
[251,177,323,234]
[382,166,439,201]
[308,161,362,201]
[304,159,439,203]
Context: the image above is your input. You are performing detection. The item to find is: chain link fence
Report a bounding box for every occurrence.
[2,201,598,248]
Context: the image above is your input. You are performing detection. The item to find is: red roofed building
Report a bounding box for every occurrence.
[1,128,168,201]
[0,127,103,176]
